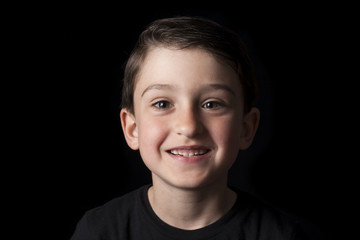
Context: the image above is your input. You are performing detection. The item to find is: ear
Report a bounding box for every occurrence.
[239,107,260,150]
[120,108,139,150]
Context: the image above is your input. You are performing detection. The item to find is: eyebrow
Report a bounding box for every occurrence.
[141,83,236,97]
[141,84,174,97]
[204,83,237,97]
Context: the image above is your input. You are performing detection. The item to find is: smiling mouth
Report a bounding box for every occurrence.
[167,148,210,157]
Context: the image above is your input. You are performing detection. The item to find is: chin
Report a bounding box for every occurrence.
[165,174,219,191]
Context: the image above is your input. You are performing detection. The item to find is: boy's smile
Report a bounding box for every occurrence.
[166,145,211,163]
[121,47,258,190]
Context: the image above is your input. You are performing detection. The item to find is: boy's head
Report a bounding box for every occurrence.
[120,16,260,189]
[121,16,257,114]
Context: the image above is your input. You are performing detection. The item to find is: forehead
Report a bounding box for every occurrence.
[135,47,241,91]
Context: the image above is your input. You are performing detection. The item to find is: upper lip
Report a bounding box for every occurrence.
[167,145,210,151]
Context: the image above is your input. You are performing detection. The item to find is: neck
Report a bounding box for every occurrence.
[148,176,237,230]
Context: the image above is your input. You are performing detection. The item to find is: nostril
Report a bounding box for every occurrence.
[173,107,204,138]
[175,118,203,137]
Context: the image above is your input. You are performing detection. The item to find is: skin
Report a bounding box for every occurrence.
[121,47,260,230]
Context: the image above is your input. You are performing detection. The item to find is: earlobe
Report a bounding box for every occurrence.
[120,108,139,150]
[239,107,260,150]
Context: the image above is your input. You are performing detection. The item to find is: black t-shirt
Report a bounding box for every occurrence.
[70,185,305,240]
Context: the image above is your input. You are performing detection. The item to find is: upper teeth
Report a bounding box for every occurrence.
[170,149,207,157]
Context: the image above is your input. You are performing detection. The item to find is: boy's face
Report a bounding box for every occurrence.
[121,47,258,190]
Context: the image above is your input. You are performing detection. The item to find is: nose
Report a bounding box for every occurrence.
[174,105,203,138]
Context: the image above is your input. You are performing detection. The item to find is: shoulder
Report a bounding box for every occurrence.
[86,185,147,224]
[76,185,149,239]
[233,188,304,239]
[89,187,140,215]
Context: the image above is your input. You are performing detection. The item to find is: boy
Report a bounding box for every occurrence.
[71,16,305,240]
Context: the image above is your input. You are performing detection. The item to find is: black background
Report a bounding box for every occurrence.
[17,2,355,240]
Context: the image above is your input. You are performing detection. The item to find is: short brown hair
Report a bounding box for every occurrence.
[121,16,257,114]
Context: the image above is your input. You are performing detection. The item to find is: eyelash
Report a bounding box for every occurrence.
[152,100,174,109]
[202,101,224,109]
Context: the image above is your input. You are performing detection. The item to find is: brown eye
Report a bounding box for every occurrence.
[152,101,173,109]
[202,101,221,109]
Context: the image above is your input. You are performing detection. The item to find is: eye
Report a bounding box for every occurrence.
[202,101,223,109]
[152,100,173,109]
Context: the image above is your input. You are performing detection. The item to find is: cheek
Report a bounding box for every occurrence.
[137,118,168,153]
[137,117,169,173]
[210,115,242,154]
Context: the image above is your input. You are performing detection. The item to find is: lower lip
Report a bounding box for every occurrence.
[167,151,211,163]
